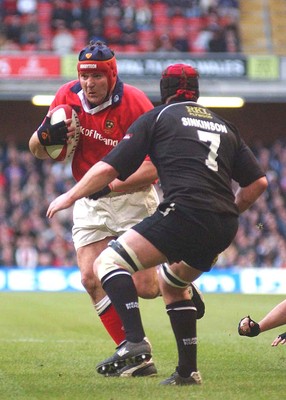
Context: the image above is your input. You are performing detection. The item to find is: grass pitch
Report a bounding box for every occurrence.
[0,292,285,400]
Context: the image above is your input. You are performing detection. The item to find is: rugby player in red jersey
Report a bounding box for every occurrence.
[29,40,160,376]
[30,41,205,377]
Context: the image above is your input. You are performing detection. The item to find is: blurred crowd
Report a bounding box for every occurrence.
[0,0,240,53]
[1,138,286,269]
[0,141,76,268]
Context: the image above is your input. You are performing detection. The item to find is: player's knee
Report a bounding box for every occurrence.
[159,263,189,289]
[95,238,143,282]
[133,269,160,299]
[80,269,97,293]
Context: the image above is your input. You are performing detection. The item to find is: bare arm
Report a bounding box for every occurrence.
[239,303,286,346]
[259,300,286,333]
[235,176,268,214]
[110,160,157,192]
[47,161,119,217]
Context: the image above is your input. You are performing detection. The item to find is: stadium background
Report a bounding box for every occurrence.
[1,0,286,293]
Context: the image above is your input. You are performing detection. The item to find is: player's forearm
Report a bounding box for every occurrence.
[110,161,158,192]
[29,132,49,159]
[70,161,119,200]
[259,300,286,333]
[235,177,268,213]
[46,161,119,218]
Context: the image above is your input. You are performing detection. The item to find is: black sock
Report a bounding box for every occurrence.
[166,300,197,377]
[102,270,145,343]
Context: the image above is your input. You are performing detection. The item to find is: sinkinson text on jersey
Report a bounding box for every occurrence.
[181,118,228,133]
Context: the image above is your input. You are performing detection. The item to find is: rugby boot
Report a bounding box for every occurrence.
[96,338,156,377]
[160,370,202,386]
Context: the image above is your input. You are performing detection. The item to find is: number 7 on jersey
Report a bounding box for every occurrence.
[197,130,221,172]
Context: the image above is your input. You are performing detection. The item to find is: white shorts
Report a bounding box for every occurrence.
[72,185,159,250]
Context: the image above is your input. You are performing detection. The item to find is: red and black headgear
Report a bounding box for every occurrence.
[160,63,199,103]
[77,41,117,96]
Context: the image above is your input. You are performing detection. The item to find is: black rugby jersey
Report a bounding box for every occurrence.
[103,101,265,215]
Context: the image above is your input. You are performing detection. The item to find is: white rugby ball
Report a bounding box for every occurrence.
[45,104,80,162]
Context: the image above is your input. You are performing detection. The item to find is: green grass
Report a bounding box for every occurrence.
[1,292,285,400]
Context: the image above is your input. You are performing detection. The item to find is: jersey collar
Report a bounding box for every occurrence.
[74,78,124,115]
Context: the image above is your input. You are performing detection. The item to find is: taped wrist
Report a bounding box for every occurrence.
[238,315,261,337]
[37,117,68,146]
[87,185,111,200]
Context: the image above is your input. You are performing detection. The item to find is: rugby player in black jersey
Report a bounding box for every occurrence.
[47,64,268,386]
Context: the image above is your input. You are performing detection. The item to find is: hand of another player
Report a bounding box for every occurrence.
[238,315,260,337]
[238,316,253,335]
[271,332,286,346]
[46,193,75,218]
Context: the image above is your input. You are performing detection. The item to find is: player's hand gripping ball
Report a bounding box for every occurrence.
[38,104,80,161]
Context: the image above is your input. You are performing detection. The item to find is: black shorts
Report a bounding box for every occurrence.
[132,202,238,272]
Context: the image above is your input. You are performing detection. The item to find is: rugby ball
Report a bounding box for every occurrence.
[45,104,80,162]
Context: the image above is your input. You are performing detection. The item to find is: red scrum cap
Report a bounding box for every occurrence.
[77,41,117,95]
[160,63,199,103]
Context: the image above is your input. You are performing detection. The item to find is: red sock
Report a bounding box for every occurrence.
[99,304,126,345]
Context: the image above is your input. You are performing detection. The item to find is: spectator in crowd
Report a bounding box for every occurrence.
[51,20,75,53]
[102,16,121,44]
[208,25,227,52]
[15,234,38,268]
[223,24,240,53]
[69,0,87,29]
[0,0,241,53]
[87,16,105,44]
[121,0,136,20]
[87,0,102,21]
[165,0,198,18]
[206,23,240,53]
[155,33,180,52]
[134,0,153,31]
[0,244,15,266]
[120,16,138,46]
[50,0,73,31]
[192,25,214,52]
[217,0,240,21]
[102,0,121,19]
[20,13,41,49]
[3,14,22,45]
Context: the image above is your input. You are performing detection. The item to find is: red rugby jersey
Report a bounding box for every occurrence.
[48,78,153,181]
